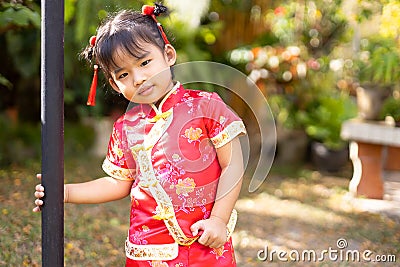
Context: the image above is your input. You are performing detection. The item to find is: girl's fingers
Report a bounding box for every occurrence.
[197,231,210,246]
[33,174,44,213]
[34,191,44,198]
[32,206,41,212]
[35,184,44,192]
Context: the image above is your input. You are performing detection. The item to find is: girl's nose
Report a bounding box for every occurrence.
[133,71,146,87]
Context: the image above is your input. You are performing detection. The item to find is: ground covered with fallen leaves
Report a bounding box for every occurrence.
[1,157,399,266]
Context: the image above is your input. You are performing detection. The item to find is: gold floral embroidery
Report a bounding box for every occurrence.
[152,205,174,220]
[183,127,203,143]
[172,153,181,162]
[198,91,212,98]
[151,261,169,267]
[125,239,178,261]
[211,121,246,148]
[142,225,150,232]
[102,158,135,181]
[114,146,124,158]
[219,116,226,124]
[211,247,228,259]
[174,178,196,196]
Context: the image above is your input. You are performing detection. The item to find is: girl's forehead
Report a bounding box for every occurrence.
[113,42,163,61]
[113,46,147,61]
[117,40,161,55]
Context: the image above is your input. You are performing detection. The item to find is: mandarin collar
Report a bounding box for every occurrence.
[145,82,184,118]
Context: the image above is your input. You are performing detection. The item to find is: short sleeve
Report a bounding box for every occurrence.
[102,121,136,181]
[205,92,246,148]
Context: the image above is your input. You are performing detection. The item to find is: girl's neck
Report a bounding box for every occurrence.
[152,81,176,109]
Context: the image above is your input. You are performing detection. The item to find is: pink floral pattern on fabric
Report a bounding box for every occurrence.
[173,178,196,196]
[103,84,245,266]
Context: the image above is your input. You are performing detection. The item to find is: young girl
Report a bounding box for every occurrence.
[34,3,246,266]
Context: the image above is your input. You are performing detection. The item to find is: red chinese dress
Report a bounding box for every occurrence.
[102,82,246,267]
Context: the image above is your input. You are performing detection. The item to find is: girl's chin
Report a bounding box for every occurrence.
[131,95,163,104]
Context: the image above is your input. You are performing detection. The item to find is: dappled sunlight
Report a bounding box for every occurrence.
[236,192,352,228]
[234,171,400,266]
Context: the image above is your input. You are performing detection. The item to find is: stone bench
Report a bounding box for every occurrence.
[341,119,400,199]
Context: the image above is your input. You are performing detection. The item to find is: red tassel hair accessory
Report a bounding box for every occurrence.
[87,35,98,106]
[142,4,170,45]
[87,64,98,106]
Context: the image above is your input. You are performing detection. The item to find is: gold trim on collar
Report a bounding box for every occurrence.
[150,81,180,115]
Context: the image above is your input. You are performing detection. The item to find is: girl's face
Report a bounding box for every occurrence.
[108,43,177,104]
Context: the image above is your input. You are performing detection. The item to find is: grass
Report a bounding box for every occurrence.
[1,156,399,266]
[0,157,128,266]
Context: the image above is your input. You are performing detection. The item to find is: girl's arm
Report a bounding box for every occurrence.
[211,136,244,222]
[191,137,244,248]
[64,176,133,204]
[33,174,133,211]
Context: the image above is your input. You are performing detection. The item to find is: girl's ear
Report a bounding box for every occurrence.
[164,44,177,67]
[109,78,121,93]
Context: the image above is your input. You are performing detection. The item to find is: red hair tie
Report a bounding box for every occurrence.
[87,35,98,106]
[142,4,170,45]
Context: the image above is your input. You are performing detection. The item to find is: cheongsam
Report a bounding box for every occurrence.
[102,82,246,267]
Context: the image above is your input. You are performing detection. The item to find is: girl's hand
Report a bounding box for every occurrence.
[190,216,228,248]
[33,174,44,212]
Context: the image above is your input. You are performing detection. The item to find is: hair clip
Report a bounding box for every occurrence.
[142,4,170,45]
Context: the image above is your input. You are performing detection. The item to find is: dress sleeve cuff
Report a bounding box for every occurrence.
[210,121,247,148]
[102,158,136,181]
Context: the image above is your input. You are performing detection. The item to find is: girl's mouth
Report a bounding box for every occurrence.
[138,85,153,96]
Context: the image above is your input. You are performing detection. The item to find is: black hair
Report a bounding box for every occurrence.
[81,3,169,80]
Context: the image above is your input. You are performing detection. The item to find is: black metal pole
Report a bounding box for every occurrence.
[40,0,64,266]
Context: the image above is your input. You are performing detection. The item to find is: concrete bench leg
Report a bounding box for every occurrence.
[349,141,384,199]
[384,146,400,171]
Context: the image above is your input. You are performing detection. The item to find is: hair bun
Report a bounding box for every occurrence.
[153,3,168,16]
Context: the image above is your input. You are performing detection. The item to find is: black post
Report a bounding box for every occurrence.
[40,0,64,266]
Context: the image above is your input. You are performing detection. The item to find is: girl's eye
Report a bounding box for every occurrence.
[118,73,128,79]
[141,59,151,67]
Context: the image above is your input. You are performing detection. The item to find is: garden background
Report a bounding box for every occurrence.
[1,0,400,266]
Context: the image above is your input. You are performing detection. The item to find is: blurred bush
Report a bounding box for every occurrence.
[0,115,95,167]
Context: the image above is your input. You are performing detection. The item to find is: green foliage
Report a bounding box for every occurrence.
[269,94,304,130]
[299,93,357,150]
[0,115,95,167]
[356,36,400,87]
[0,0,40,95]
[0,1,40,29]
[0,73,12,89]
[266,0,350,57]
[0,115,41,167]
[380,94,400,122]
[0,0,219,121]
[354,0,388,23]
[5,28,40,78]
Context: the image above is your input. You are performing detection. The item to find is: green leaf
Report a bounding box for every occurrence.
[0,6,40,28]
[0,73,12,89]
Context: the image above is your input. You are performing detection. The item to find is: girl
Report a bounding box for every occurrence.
[34,3,246,266]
